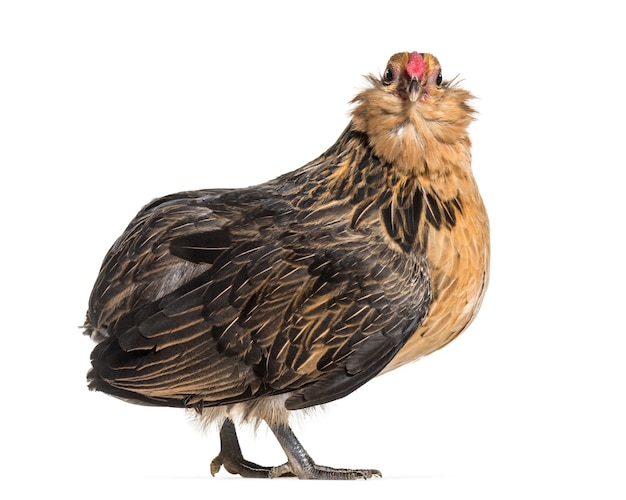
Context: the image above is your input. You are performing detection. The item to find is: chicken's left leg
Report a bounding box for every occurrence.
[210,418,293,478]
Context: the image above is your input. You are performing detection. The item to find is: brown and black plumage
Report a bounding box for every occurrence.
[85,51,490,479]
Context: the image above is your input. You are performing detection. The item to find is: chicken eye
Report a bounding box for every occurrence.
[382,66,394,84]
[436,72,443,86]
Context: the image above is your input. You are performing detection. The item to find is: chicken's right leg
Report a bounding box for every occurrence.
[269,422,382,479]
[210,418,293,478]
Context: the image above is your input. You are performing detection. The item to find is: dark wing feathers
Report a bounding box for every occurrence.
[86,191,228,340]
[88,187,431,410]
[169,228,232,264]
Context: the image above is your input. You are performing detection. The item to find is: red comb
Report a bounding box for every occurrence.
[406,52,426,80]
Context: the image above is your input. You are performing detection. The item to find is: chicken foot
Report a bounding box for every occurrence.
[269,422,382,480]
[210,418,294,478]
[211,417,381,479]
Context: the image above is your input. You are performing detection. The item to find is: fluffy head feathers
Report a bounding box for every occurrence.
[351,51,475,183]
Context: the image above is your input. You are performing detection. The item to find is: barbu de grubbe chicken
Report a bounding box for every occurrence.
[85,51,490,479]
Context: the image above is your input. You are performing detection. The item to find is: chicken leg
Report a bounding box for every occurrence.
[269,422,381,479]
[210,418,292,478]
[211,418,381,479]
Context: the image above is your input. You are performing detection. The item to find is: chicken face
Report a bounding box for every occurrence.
[381,52,444,103]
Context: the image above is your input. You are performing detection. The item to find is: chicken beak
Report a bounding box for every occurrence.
[408,78,420,102]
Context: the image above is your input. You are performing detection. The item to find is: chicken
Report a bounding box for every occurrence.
[84,51,490,479]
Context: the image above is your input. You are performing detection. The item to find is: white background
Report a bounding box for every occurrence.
[1,1,624,498]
